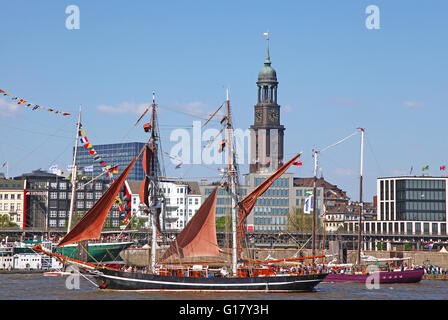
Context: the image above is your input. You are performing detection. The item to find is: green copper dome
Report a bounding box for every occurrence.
[258,64,277,81]
[257,35,277,82]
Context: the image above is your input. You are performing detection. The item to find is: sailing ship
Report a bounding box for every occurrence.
[35,92,328,292]
[322,128,424,283]
[54,106,133,266]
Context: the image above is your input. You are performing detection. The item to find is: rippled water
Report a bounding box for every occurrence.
[1,274,447,300]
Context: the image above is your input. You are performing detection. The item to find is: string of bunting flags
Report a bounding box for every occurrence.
[78,126,131,224]
[0,89,71,116]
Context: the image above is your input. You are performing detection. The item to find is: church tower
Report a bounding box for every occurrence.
[250,35,285,173]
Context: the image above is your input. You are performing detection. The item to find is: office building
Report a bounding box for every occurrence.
[75,142,146,181]
[371,176,447,235]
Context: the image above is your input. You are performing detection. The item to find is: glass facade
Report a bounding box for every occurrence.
[394,179,446,221]
[75,142,146,181]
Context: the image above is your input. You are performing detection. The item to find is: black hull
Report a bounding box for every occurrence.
[93,268,328,292]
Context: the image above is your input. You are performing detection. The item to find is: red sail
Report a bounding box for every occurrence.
[139,145,151,207]
[57,148,144,248]
[161,187,219,261]
[237,153,302,252]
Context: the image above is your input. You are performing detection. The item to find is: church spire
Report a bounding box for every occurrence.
[264,31,271,65]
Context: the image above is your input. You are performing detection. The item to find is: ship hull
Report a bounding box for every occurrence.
[93,268,328,292]
[323,269,424,284]
[54,242,133,264]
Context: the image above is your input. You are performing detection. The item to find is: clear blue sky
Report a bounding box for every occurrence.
[0,0,447,201]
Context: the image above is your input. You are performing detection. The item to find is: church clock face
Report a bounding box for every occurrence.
[268,109,279,122]
[255,110,262,123]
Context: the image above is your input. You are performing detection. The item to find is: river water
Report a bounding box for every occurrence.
[1,274,446,300]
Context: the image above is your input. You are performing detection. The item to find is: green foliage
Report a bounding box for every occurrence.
[286,207,314,232]
[0,214,18,228]
[216,214,232,231]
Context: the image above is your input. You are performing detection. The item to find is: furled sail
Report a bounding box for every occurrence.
[237,153,302,252]
[161,187,219,261]
[57,147,145,248]
[139,145,162,234]
[139,145,151,207]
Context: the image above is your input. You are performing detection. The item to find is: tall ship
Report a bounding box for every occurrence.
[322,128,424,284]
[55,106,133,266]
[35,90,328,292]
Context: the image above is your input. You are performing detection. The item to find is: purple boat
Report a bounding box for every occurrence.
[323,268,424,284]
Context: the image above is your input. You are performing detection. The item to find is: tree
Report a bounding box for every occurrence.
[0,214,17,228]
[216,214,232,231]
[286,207,314,232]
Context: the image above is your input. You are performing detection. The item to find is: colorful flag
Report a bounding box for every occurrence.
[422,165,429,171]
[441,166,446,171]
[0,90,4,93]
[1,161,7,168]
[424,242,434,249]
[218,140,226,153]
[100,161,106,166]
[89,149,96,155]
[109,166,118,174]
[84,143,92,149]
[79,129,86,136]
[80,136,88,144]
[17,99,26,104]
[175,163,182,169]
[293,161,302,166]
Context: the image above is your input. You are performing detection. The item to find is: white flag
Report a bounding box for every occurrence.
[304,195,314,214]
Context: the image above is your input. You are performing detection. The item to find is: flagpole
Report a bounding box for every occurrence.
[312,150,318,262]
[68,105,82,232]
[357,128,365,265]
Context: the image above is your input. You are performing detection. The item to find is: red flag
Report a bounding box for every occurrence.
[441,166,446,171]
[17,99,26,104]
[293,161,302,166]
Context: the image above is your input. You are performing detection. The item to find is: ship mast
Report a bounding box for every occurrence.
[225,89,239,276]
[150,92,158,273]
[68,105,82,232]
[357,128,365,265]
